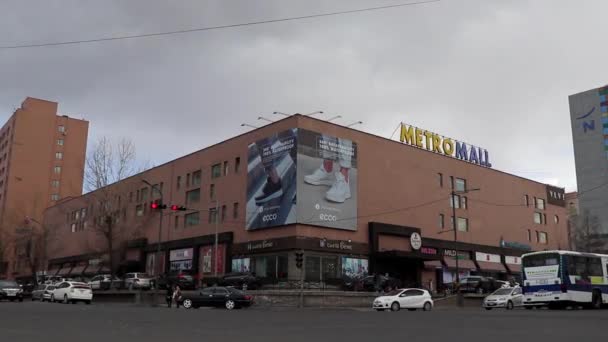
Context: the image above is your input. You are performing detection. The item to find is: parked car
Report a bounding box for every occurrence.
[458,276,500,294]
[178,286,254,310]
[50,282,92,304]
[372,288,433,312]
[220,272,261,290]
[88,274,123,290]
[124,273,154,290]
[483,287,523,310]
[0,280,24,302]
[157,271,196,290]
[31,284,55,302]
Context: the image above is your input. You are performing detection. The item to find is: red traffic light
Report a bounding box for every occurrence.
[151,202,159,209]
[170,205,187,211]
[150,201,166,210]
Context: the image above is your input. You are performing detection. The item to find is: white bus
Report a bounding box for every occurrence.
[521,250,608,309]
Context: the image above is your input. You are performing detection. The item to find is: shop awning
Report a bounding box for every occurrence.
[48,266,60,276]
[506,263,521,274]
[424,260,443,269]
[70,265,86,276]
[57,265,73,276]
[443,258,477,271]
[476,261,507,273]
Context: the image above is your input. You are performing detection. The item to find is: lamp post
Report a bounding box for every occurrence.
[142,179,163,296]
[451,187,480,307]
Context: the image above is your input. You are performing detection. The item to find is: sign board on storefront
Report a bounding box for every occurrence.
[505,256,521,265]
[410,232,422,250]
[420,247,438,255]
[500,239,532,251]
[247,240,274,251]
[320,238,353,251]
[444,249,470,260]
[475,252,501,263]
[170,248,193,261]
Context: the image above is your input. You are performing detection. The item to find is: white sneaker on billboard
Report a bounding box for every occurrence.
[325,172,351,203]
[304,166,334,186]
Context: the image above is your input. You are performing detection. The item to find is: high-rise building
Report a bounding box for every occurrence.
[568,85,608,250]
[0,97,88,280]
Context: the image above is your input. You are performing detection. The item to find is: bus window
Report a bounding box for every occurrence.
[523,253,560,267]
[589,258,602,277]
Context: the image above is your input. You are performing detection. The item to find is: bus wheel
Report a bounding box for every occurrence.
[592,290,602,310]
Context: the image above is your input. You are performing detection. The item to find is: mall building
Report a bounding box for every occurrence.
[41,114,569,292]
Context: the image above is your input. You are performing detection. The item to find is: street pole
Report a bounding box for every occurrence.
[299,250,304,309]
[214,199,219,278]
[452,190,464,307]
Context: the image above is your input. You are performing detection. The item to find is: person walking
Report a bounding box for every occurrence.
[165,283,174,308]
[173,284,182,309]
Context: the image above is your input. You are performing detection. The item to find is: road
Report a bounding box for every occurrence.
[0,301,606,342]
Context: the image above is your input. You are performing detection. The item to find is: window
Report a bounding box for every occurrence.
[210,184,215,199]
[538,231,548,244]
[54,166,61,174]
[438,173,443,187]
[141,187,149,201]
[185,189,201,206]
[159,182,164,194]
[136,205,143,217]
[223,161,229,176]
[554,215,559,224]
[55,152,63,160]
[455,178,466,192]
[211,163,221,179]
[186,173,191,186]
[449,176,454,189]
[57,139,64,146]
[71,223,76,233]
[524,195,529,207]
[208,208,218,224]
[58,125,65,133]
[534,212,542,224]
[174,216,179,229]
[51,180,60,188]
[535,231,540,243]
[192,170,202,186]
[233,202,239,219]
[235,157,241,173]
[457,217,468,232]
[527,229,531,242]
[461,196,467,209]
[221,204,226,222]
[185,212,200,227]
[438,214,444,229]
[543,213,547,225]
[51,194,59,201]
[536,198,545,210]
[176,176,182,190]
[136,190,140,202]
[450,194,461,208]
[81,208,86,218]
[589,258,603,277]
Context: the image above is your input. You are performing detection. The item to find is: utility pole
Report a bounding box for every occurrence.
[214,199,219,278]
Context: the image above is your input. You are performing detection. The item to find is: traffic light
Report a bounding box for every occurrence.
[150,200,167,210]
[295,252,304,268]
[170,205,187,211]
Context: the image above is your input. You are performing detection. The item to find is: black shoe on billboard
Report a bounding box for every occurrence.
[255,177,283,205]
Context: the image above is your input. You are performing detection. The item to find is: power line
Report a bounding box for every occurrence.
[0,0,440,50]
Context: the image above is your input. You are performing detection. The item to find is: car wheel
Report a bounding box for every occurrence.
[63,295,69,304]
[183,299,193,309]
[390,302,400,312]
[51,294,55,303]
[423,302,432,311]
[225,300,236,310]
[506,301,514,310]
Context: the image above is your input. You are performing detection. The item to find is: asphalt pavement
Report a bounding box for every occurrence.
[0,301,606,342]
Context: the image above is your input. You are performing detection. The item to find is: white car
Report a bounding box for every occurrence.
[373,288,434,312]
[483,286,523,310]
[124,273,154,290]
[51,282,93,304]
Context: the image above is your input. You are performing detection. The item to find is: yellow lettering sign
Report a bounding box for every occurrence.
[415,128,423,148]
[424,131,433,151]
[399,124,415,145]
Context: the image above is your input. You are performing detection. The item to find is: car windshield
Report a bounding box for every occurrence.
[385,290,403,296]
[523,253,560,267]
[492,288,513,296]
[0,280,19,287]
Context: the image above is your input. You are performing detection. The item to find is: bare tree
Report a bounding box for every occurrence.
[570,209,603,253]
[16,219,56,285]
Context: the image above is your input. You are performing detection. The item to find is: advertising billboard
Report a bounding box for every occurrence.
[246,128,358,231]
[341,257,368,278]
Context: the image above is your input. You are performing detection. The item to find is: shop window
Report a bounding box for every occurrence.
[192,170,202,186]
[185,212,200,227]
[211,163,221,179]
[455,178,466,192]
[278,255,289,280]
[322,256,339,282]
[185,189,200,206]
[457,217,468,232]
[438,214,444,229]
[235,157,241,173]
[305,256,321,282]
[253,255,277,279]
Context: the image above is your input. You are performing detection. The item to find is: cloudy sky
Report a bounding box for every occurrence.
[1,0,606,191]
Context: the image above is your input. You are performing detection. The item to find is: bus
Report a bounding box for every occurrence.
[521,250,608,309]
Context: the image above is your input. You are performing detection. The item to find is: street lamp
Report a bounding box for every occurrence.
[451,187,480,307]
[240,123,258,129]
[142,179,163,295]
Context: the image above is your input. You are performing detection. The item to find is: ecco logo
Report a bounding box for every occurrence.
[262,214,277,222]
[319,213,337,221]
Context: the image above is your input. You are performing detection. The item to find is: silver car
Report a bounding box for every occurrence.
[124,273,154,290]
[31,284,55,302]
[483,286,523,310]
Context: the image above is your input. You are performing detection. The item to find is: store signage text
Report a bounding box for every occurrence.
[320,239,353,251]
[247,240,274,251]
[399,123,492,167]
[410,232,422,250]
[170,248,193,261]
[420,247,438,255]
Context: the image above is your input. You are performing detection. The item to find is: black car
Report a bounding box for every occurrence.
[220,272,260,290]
[178,286,253,310]
[0,280,24,302]
[157,271,196,290]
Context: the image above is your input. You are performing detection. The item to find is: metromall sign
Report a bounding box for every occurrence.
[399,123,492,167]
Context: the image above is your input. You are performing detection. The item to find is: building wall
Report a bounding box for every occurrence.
[43,114,568,270]
[0,97,88,279]
[569,86,608,236]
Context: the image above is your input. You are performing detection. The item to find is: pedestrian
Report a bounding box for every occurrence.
[173,284,182,309]
[165,283,174,308]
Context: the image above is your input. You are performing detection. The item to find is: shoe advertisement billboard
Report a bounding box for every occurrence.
[297,129,358,230]
[245,128,357,231]
[245,128,298,230]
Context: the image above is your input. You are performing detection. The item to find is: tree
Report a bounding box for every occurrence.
[570,209,603,253]
[83,137,153,276]
[16,219,56,285]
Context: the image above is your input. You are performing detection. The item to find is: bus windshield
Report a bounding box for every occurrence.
[523,253,560,268]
